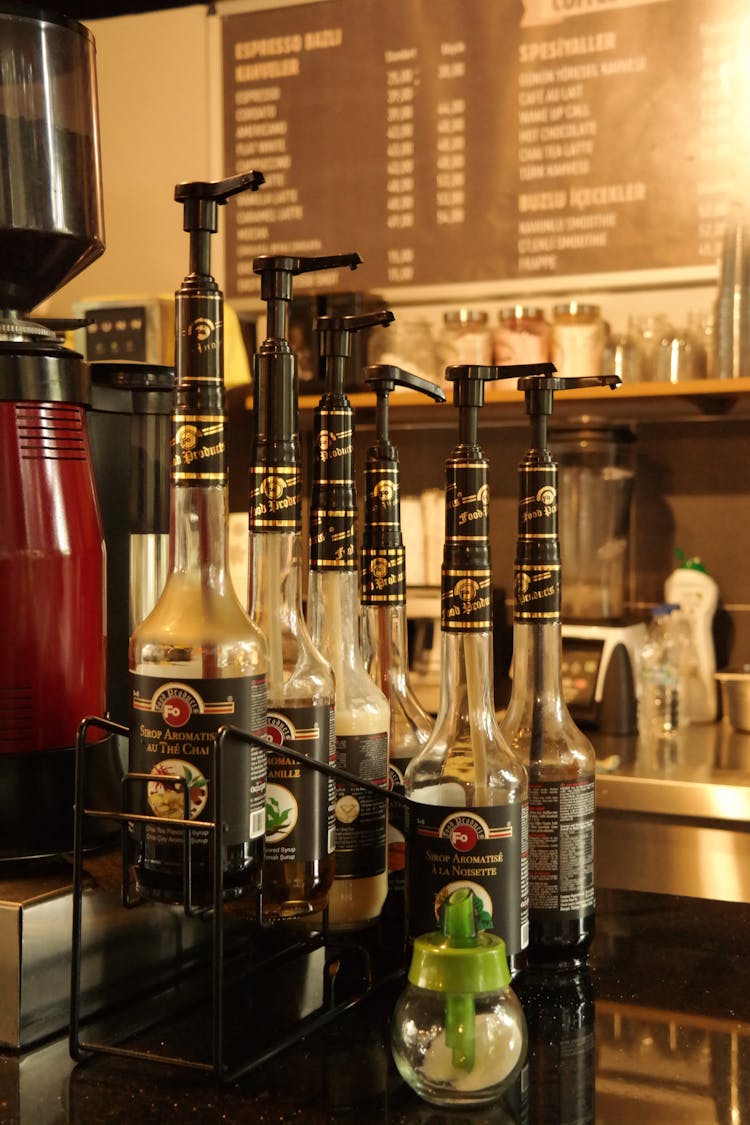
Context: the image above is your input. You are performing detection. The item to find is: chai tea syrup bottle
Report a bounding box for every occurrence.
[128,172,268,906]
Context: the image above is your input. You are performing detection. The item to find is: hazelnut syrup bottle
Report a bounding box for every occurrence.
[500,365,619,963]
[128,173,268,906]
[404,364,529,975]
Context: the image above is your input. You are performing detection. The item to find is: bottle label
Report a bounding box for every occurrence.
[406,800,529,955]
[172,291,227,488]
[528,776,595,916]
[264,704,336,864]
[361,546,406,604]
[333,730,388,879]
[129,673,267,850]
[361,463,405,605]
[441,567,493,631]
[513,562,561,621]
[310,404,357,570]
[248,464,302,532]
[171,412,227,486]
[514,461,561,621]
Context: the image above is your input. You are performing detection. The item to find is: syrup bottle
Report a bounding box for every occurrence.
[359,363,445,929]
[500,364,619,962]
[306,308,395,929]
[129,172,268,906]
[404,363,529,974]
[248,253,363,920]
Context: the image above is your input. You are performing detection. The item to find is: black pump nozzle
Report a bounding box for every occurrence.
[315,309,395,395]
[174,170,264,278]
[254,253,362,347]
[360,366,444,607]
[513,364,621,450]
[445,363,511,446]
[365,363,445,450]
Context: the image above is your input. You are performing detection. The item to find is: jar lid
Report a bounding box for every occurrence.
[408,887,511,994]
[443,308,488,327]
[553,301,601,318]
[497,305,545,321]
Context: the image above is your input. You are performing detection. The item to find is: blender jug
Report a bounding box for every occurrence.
[552,427,635,622]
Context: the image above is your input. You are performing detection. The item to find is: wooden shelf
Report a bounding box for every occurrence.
[296,376,750,427]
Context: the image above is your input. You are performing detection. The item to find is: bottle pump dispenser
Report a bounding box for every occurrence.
[500,363,619,961]
[307,308,396,929]
[405,363,529,971]
[360,364,445,915]
[247,252,362,920]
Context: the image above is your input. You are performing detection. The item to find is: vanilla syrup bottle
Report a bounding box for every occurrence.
[128,173,268,906]
[248,253,361,920]
[306,309,395,929]
[404,364,529,973]
[359,364,444,926]
[500,366,619,963]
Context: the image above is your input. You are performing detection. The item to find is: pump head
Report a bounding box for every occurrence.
[174,170,264,281]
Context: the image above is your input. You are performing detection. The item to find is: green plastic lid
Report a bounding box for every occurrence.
[408,888,511,994]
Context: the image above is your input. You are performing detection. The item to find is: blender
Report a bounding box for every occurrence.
[0,5,113,856]
[552,426,644,734]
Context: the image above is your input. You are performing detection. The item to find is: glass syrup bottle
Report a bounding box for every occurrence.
[404,363,529,974]
[500,366,619,963]
[306,309,395,929]
[248,253,361,920]
[128,172,268,906]
[359,363,445,930]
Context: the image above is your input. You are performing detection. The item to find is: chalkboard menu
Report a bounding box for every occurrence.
[221,0,750,296]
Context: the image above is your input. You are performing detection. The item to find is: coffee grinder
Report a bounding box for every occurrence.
[0,5,115,857]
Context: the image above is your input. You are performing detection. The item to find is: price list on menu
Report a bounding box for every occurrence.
[221,0,750,295]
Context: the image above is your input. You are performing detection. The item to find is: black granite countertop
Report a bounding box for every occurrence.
[4,886,750,1124]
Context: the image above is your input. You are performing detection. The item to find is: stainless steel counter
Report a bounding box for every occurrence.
[594,721,750,903]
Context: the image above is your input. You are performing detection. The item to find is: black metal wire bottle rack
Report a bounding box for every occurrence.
[69,715,406,1085]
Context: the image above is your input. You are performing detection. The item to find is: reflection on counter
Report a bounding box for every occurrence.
[595,721,750,903]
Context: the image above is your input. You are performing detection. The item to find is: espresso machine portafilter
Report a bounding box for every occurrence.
[0,5,118,857]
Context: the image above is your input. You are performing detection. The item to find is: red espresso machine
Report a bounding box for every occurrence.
[0,5,114,857]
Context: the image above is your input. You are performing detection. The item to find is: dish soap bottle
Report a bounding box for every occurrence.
[500,364,619,963]
[360,363,445,929]
[307,309,395,929]
[129,172,268,906]
[664,551,719,723]
[404,363,529,974]
[391,886,527,1107]
[248,253,361,920]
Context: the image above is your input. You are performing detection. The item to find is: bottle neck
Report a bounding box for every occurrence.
[434,628,497,730]
[362,603,411,691]
[168,485,229,584]
[308,568,362,669]
[249,529,305,622]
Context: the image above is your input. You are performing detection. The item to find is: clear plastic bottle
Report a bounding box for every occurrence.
[128,173,268,907]
[405,364,529,975]
[307,309,395,929]
[638,604,686,756]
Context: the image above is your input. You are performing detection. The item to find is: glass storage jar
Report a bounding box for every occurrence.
[439,308,493,370]
[494,304,550,365]
[551,301,605,378]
